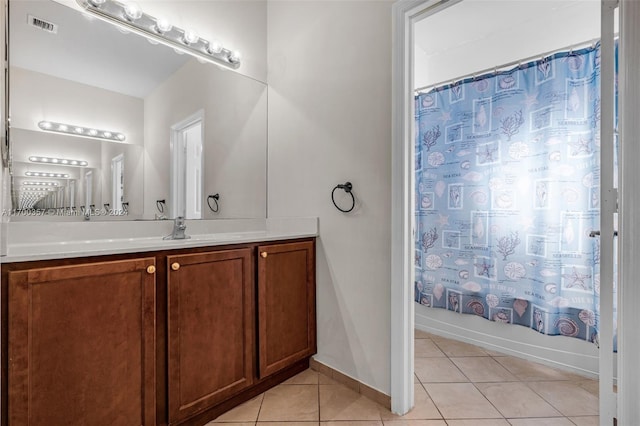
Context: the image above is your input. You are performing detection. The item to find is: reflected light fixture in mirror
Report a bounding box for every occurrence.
[38,121,126,142]
[29,156,88,167]
[25,172,69,178]
[21,187,55,192]
[22,181,59,186]
[77,0,242,69]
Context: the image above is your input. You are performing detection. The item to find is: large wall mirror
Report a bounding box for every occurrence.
[7,0,267,220]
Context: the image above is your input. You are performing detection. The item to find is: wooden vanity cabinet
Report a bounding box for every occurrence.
[6,257,157,426]
[166,248,255,424]
[2,238,316,426]
[257,241,316,378]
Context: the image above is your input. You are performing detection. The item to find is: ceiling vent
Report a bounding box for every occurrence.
[28,14,58,34]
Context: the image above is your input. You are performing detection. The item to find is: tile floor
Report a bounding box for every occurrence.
[208,329,599,426]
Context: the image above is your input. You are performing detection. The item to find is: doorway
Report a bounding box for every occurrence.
[111,154,124,214]
[391,0,633,422]
[170,110,204,219]
[84,170,92,212]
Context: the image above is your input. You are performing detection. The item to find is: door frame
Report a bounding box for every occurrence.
[170,109,204,219]
[391,0,640,422]
[391,0,451,414]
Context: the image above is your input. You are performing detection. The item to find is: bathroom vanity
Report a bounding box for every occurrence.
[0,219,318,426]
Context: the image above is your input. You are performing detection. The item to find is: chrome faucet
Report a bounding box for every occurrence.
[164,216,190,240]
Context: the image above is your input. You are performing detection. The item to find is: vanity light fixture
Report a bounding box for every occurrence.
[25,171,69,178]
[38,120,126,142]
[29,156,88,167]
[76,0,241,69]
[22,181,59,186]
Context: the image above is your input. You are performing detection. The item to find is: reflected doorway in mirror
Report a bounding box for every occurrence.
[170,110,204,220]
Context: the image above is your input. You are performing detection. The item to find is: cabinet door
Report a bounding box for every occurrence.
[8,258,156,426]
[167,248,254,423]
[258,240,316,378]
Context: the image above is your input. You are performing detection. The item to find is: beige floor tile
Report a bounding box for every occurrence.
[260,423,318,426]
[320,373,340,385]
[527,381,599,416]
[475,382,561,418]
[414,357,468,383]
[431,338,488,357]
[382,421,447,426]
[450,357,519,382]
[209,422,255,426]
[258,384,319,422]
[211,393,263,422]
[380,385,441,421]
[445,420,510,426]
[415,329,434,339]
[321,422,382,426]
[484,348,508,357]
[569,416,600,425]
[494,356,585,382]
[575,379,599,397]
[319,384,383,421]
[422,383,502,419]
[283,368,319,385]
[414,339,446,358]
[507,418,574,426]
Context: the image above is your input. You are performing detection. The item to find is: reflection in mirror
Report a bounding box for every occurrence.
[8,0,267,221]
[170,110,204,220]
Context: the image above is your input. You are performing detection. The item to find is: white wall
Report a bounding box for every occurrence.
[144,59,267,219]
[413,0,601,375]
[10,67,144,145]
[414,0,601,89]
[268,0,394,394]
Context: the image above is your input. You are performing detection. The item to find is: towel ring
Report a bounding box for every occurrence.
[331,182,355,213]
[156,199,166,213]
[207,194,220,213]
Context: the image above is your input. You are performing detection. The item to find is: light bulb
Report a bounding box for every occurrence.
[61,160,69,164]
[88,0,106,6]
[39,121,52,129]
[229,50,242,63]
[80,161,88,166]
[75,127,84,133]
[88,129,98,136]
[71,161,78,165]
[58,124,68,131]
[116,133,126,141]
[103,131,112,138]
[123,2,143,21]
[29,156,38,162]
[155,17,172,34]
[51,159,59,163]
[207,40,223,54]
[183,29,199,45]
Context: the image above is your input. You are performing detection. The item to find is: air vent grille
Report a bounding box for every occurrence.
[28,14,58,34]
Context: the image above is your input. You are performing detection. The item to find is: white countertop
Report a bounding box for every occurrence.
[1,217,318,263]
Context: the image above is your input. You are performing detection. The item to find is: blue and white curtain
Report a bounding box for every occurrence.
[414,44,602,343]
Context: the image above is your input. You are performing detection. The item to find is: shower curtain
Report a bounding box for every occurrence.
[414,44,602,343]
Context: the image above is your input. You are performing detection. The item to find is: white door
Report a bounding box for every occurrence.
[84,171,93,211]
[111,154,124,214]
[170,110,204,219]
[69,180,75,209]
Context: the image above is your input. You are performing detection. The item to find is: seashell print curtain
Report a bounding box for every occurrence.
[414,44,605,343]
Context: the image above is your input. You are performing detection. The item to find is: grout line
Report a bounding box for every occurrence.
[317,370,321,423]
[254,391,265,423]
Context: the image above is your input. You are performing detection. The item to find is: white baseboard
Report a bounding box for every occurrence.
[415,304,605,380]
